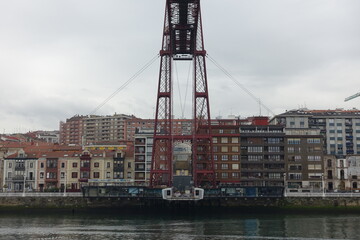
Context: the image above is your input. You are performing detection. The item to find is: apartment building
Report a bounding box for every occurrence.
[211,125,241,184]
[126,119,193,141]
[83,114,136,144]
[239,125,285,188]
[59,115,85,145]
[324,155,337,191]
[3,150,38,192]
[271,108,360,156]
[285,128,324,192]
[133,129,153,184]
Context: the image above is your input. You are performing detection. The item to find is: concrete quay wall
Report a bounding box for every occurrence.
[1,196,360,210]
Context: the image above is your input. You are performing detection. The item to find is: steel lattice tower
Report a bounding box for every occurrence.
[150,0,214,188]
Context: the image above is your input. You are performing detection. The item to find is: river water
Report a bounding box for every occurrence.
[0,209,359,240]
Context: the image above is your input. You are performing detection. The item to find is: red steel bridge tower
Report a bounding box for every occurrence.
[150,0,214,189]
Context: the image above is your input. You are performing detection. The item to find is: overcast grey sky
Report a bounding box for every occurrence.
[0,0,359,133]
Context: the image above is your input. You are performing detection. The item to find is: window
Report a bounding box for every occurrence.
[327,159,332,167]
[93,172,100,178]
[308,173,322,179]
[231,146,239,152]
[128,162,132,168]
[47,159,58,168]
[307,138,321,144]
[40,172,44,179]
[221,146,228,152]
[107,162,111,168]
[213,155,218,161]
[106,172,111,178]
[268,146,280,152]
[212,137,218,143]
[308,164,322,170]
[268,155,281,161]
[221,155,228,161]
[287,147,295,153]
[127,172,132,178]
[340,160,344,168]
[231,137,239,143]
[30,163,33,168]
[60,172,65,179]
[248,146,263,153]
[268,173,281,179]
[268,138,281,144]
[308,156,322,161]
[72,162,78,168]
[289,173,302,180]
[94,162,99,168]
[221,164,228,170]
[8,163,12,168]
[232,172,239,178]
[288,138,301,144]
[232,155,239,161]
[221,172,228,178]
[46,172,57,179]
[40,163,44,168]
[72,172,78,178]
[248,155,263,161]
[221,137,228,143]
[232,164,239,170]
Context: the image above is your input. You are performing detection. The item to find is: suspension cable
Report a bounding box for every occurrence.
[182,61,192,118]
[206,54,275,116]
[89,54,160,115]
[174,61,184,118]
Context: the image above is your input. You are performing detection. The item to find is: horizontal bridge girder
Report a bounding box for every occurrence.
[169,0,199,56]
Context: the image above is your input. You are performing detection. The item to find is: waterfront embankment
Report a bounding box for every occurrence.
[2,193,360,211]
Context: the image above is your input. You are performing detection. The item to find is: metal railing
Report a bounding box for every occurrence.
[285,192,360,197]
[0,192,82,197]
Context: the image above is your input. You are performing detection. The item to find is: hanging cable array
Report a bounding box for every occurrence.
[206,54,275,116]
[89,54,160,115]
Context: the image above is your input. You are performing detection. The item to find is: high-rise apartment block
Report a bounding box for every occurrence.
[83,114,136,144]
[271,108,360,156]
[59,115,84,145]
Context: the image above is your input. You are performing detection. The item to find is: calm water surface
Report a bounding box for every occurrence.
[0,209,359,240]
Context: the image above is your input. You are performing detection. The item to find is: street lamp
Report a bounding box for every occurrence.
[322,173,325,198]
[63,172,67,197]
[22,173,26,197]
[283,173,287,197]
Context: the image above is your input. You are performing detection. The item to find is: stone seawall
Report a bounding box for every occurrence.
[1,196,360,210]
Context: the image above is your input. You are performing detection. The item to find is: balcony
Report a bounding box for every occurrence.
[15,166,25,171]
[80,167,90,172]
[114,166,124,172]
[113,157,125,161]
[45,178,58,183]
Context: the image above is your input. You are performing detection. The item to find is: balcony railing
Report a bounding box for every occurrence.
[14,166,25,171]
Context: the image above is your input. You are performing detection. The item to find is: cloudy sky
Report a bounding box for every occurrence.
[0,0,359,133]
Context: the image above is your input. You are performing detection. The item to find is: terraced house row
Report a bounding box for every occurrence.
[2,145,133,192]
